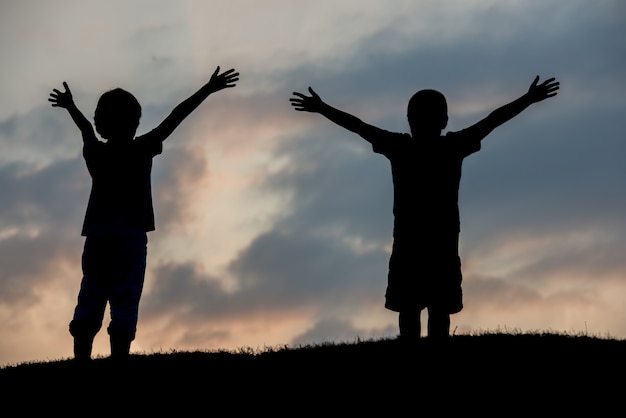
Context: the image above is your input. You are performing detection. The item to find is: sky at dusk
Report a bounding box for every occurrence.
[1,0,625,366]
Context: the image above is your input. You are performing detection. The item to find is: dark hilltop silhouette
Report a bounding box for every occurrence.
[1,331,624,415]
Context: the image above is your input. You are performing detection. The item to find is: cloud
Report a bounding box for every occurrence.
[0,229,79,304]
[291,317,395,346]
[2,0,626,365]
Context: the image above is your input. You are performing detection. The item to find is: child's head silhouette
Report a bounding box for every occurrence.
[94,88,142,142]
[407,89,448,137]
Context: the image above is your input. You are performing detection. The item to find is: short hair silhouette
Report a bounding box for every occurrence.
[407,89,448,134]
[94,88,142,141]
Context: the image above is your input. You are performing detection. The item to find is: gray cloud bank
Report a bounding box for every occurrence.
[1,1,625,364]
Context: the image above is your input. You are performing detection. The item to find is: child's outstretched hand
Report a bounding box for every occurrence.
[48,82,74,109]
[527,76,560,103]
[290,87,324,113]
[208,66,239,93]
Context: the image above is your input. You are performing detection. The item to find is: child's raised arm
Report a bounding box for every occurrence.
[290,86,386,144]
[464,75,560,140]
[49,82,96,142]
[146,66,239,142]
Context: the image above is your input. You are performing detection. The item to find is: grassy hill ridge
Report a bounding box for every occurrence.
[2,332,624,414]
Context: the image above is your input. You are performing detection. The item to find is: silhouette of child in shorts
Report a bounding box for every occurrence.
[290,75,559,340]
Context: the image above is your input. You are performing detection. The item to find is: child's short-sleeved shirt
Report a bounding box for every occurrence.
[81,132,163,236]
[371,129,482,238]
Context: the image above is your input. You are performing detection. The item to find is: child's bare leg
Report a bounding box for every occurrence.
[427,308,450,338]
[399,310,421,340]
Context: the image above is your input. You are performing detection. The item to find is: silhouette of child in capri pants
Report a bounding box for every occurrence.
[49,66,239,360]
[290,75,559,340]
